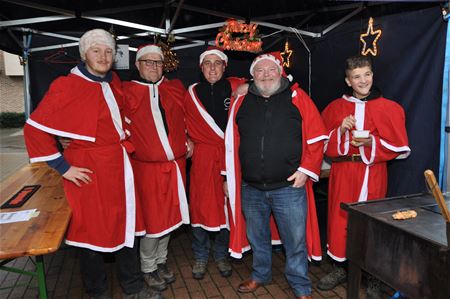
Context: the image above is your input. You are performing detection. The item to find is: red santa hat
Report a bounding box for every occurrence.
[250,51,293,81]
[135,44,164,62]
[199,46,228,65]
[79,29,116,60]
[249,52,282,75]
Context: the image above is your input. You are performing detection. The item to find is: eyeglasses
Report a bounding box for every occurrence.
[139,59,164,67]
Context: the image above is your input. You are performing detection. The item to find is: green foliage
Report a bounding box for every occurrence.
[0,112,25,128]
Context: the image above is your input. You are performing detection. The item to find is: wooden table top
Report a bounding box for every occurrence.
[0,163,71,259]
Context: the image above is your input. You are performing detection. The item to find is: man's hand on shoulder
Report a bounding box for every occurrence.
[233,83,249,97]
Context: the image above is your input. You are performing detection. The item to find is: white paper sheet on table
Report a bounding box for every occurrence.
[0,209,38,224]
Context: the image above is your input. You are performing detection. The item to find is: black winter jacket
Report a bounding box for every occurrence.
[236,78,303,190]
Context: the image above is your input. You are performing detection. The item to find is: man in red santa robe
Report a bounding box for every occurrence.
[122,44,190,292]
[184,47,245,280]
[318,55,410,299]
[23,29,161,299]
[225,52,327,299]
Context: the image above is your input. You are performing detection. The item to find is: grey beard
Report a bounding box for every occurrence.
[255,80,281,97]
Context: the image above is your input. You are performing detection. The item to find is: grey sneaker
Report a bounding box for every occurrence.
[157,263,176,284]
[317,267,347,291]
[192,260,207,280]
[366,276,383,299]
[123,285,163,299]
[143,270,167,291]
[216,259,232,277]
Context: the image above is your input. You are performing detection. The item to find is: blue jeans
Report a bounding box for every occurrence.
[191,226,230,262]
[241,183,311,297]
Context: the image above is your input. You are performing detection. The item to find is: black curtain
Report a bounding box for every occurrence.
[266,5,445,196]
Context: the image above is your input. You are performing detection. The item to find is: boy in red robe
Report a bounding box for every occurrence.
[319,55,410,298]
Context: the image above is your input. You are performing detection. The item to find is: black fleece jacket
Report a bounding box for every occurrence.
[236,78,303,191]
[194,77,232,131]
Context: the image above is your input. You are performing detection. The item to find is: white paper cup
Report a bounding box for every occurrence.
[352,130,369,138]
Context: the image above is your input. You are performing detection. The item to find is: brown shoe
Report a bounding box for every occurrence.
[297,296,312,299]
[238,278,261,293]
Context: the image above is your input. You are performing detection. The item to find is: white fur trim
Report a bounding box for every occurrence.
[327,247,347,262]
[380,139,411,159]
[122,147,137,248]
[297,167,319,182]
[310,255,322,262]
[229,245,251,259]
[29,152,61,163]
[337,129,350,156]
[199,49,228,65]
[136,44,164,61]
[191,223,229,231]
[144,221,184,238]
[175,161,190,225]
[65,239,127,252]
[148,83,175,160]
[228,239,283,259]
[249,53,282,76]
[359,134,376,165]
[307,135,328,145]
[26,118,96,142]
[225,97,243,223]
[187,84,224,138]
[323,128,336,153]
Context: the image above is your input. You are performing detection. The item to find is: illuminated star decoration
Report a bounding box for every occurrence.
[281,41,293,67]
[360,17,382,56]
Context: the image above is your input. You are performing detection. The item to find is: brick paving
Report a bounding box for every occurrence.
[0,225,388,299]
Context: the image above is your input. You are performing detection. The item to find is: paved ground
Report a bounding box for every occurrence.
[0,128,393,299]
[0,128,28,182]
[0,226,374,299]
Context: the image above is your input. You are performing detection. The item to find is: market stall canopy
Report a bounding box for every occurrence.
[0,0,444,55]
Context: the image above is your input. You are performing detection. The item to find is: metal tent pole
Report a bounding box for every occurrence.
[22,32,31,119]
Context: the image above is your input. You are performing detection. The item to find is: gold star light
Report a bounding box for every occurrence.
[281,41,293,67]
[360,17,382,56]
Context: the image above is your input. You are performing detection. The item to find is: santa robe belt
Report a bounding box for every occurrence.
[331,154,362,162]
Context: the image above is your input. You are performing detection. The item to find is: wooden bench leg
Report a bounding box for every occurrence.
[35,255,48,299]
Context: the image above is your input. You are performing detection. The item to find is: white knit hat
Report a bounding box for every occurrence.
[135,44,164,62]
[199,46,228,65]
[79,29,116,60]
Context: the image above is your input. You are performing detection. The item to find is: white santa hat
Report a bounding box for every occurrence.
[79,29,116,60]
[135,44,164,62]
[249,51,292,81]
[199,46,228,65]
